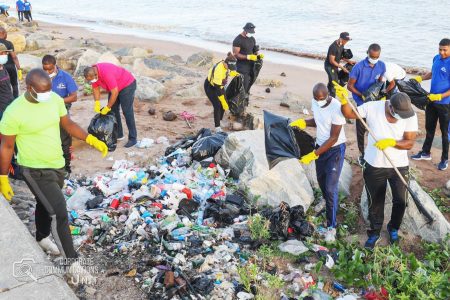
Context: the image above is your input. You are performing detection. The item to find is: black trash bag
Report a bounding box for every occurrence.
[298,221,314,237]
[363,81,387,102]
[261,201,291,240]
[191,276,215,295]
[176,199,199,219]
[191,132,227,162]
[250,59,263,87]
[86,196,103,210]
[164,128,212,156]
[342,48,353,60]
[395,79,429,110]
[225,74,247,117]
[204,199,240,227]
[338,63,354,86]
[264,110,315,169]
[88,113,118,151]
[289,205,305,222]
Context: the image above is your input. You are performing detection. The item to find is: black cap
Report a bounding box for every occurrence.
[390,92,415,119]
[243,22,255,34]
[339,32,351,41]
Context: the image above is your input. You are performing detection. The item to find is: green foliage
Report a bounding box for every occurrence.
[248,214,270,241]
[237,263,259,293]
[342,202,358,233]
[83,83,93,95]
[428,188,450,213]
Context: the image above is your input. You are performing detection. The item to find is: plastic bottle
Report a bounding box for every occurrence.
[196,210,204,226]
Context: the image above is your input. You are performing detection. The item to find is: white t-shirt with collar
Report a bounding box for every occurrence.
[358,101,418,168]
[311,97,346,147]
[383,62,407,82]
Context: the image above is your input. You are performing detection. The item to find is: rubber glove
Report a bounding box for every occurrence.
[0,175,14,201]
[289,119,307,130]
[85,134,108,157]
[332,81,348,105]
[94,100,101,113]
[17,69,23,81]
[257,53,264,60]
[362,95,366,101]
[412,76,422,83]
[100,106,111,115]
[247,54,258,61]
[218,95,229,111]
[299,151,319,164]
[428,94,442,101]
[374,138,396,150]
[229,70,239,77]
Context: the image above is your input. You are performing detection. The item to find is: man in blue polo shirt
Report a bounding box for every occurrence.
[16,0,24,22]
[347,43,386,165]
[42,55,78,175]
[411,38,450,171]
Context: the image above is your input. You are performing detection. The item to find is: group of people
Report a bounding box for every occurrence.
[15,0,32,22]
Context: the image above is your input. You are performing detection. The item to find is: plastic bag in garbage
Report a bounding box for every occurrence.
[225,75,247,117]
[250,58,263,87]
[264,110,315,169]
[342,48,353,60]
[338,63,354,86]
[191,132,227,162]
[88,113,119,151]
[395,79,429,110]
[363,81,387,102]
[262,201,291,240]
[278,239,309,256]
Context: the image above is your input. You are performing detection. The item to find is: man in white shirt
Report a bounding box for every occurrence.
[290,83,347,232]
[383,62,407,98]
[336,83,418,249]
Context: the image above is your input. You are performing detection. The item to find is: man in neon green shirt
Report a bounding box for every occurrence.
[0,68,107,280]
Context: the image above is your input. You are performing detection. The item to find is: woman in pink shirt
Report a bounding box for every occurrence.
[84,63,137,147]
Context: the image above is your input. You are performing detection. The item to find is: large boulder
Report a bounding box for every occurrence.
[114,47,150,58]
[303,160,353,196]
[79,38,109,52]
[74,49,101,76]
[215,130,314,209]
[135,57,201,78]
[280,92,307,112]
[186,51,214,68]
[133,58,168,78]
[361,180,450,243]
[134,76,165,102]
[0,20,8,30]
[7,33,26,52]
[24,33,54,51]
[175,84,204,99]
[56,49,85,73]
[97,51,121,66]
[17,54,42,71]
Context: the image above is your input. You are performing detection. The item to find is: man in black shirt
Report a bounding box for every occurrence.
[232,22,263,106]
[0,44,13,120]
[0,27,22,98]
[324,32,355,97]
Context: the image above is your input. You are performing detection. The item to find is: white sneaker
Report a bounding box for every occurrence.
[117,136,125,141]
[38,237,61,256]
[215,127,222,133]
[67,261,95,285]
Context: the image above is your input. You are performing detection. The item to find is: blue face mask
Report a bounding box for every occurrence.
[389,105,402,120]
[0,55,7,65]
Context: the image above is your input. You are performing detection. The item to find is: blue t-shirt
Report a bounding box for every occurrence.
[349,58,386,106]
[16,0,25,11]
[430,54,450,105]
[23,1,30,11]
[51,68,77,107]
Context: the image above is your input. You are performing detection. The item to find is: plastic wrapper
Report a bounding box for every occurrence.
[191,132,227,162]
[338,63,354,86]
[395,79,429,110]
[88,113,119,151]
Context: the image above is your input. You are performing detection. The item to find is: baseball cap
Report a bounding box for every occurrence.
[339,32,351,41]
[243,22,255,34]
[0,44,12,52]
[390,92,415,119]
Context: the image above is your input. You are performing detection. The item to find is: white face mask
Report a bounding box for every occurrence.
[0,55,7,65]
[90,78,98,84]
[389,106,402,120]
[316,99,327,107]
[31,86,52,102]
[247,33,254,38]
[368,57,379,65]
[49,72,57,78]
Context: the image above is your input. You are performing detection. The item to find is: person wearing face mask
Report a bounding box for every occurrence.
[42,55,78,176]
[84,63,137,148]
[347,43,386,166]
[204,52,239,133]
[290,83,347,237]
[336,82,418,249]
[0,68,107,281]
[0,26,22,99]
[0,44,13,120]
[232,22,264,107]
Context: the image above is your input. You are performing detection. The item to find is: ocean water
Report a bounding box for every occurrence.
[28,0,449,69]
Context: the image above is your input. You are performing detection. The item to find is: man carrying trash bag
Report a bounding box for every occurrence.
[335,81,418,250]
[0,69,108,281]
[290,83,347,240]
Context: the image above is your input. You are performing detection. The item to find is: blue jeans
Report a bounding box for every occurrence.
[110,80,137,142]
[315,143,346,228]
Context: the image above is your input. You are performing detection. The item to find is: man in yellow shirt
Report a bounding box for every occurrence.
[0,68,107,280]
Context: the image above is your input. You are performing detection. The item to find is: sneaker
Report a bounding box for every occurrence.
[438,160,448,171]
[358,155,366,167]
[411,151,431,161]
[387,224,399,245]
[38,237,61,256]
[124,140,137,148]
[364,235,380,250]
[117,136,125,141]
[67,261,95,285]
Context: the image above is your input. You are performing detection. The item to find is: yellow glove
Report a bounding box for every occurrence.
[428,94,442,101]
[218,95,229,111]
[100,106,111,115]
[0,175,14,201]
[299,151,319,164]
[17,69,23,81]
[94,100,101,113]
[289,119,307,130]
[257,53,264,60]
[229,70,239,77]
[413,76,422,83]
[332,81,348,105]
[85,134,108,157]
[247,54,258,61]
[374,138,396,150]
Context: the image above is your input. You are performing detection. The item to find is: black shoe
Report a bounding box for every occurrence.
[124,140,137,148]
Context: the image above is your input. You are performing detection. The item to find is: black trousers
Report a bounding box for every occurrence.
[21,167,78,259]
[5,64,19,98]
[204,79,224,127]
[363,163,409,236]
[324,63,339,97]
[17,11,23,21]
[111,80,137,142]
[60,111,72,173]
[422,103,449,161]
[356,118,367,156]
[24,10,32,22]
